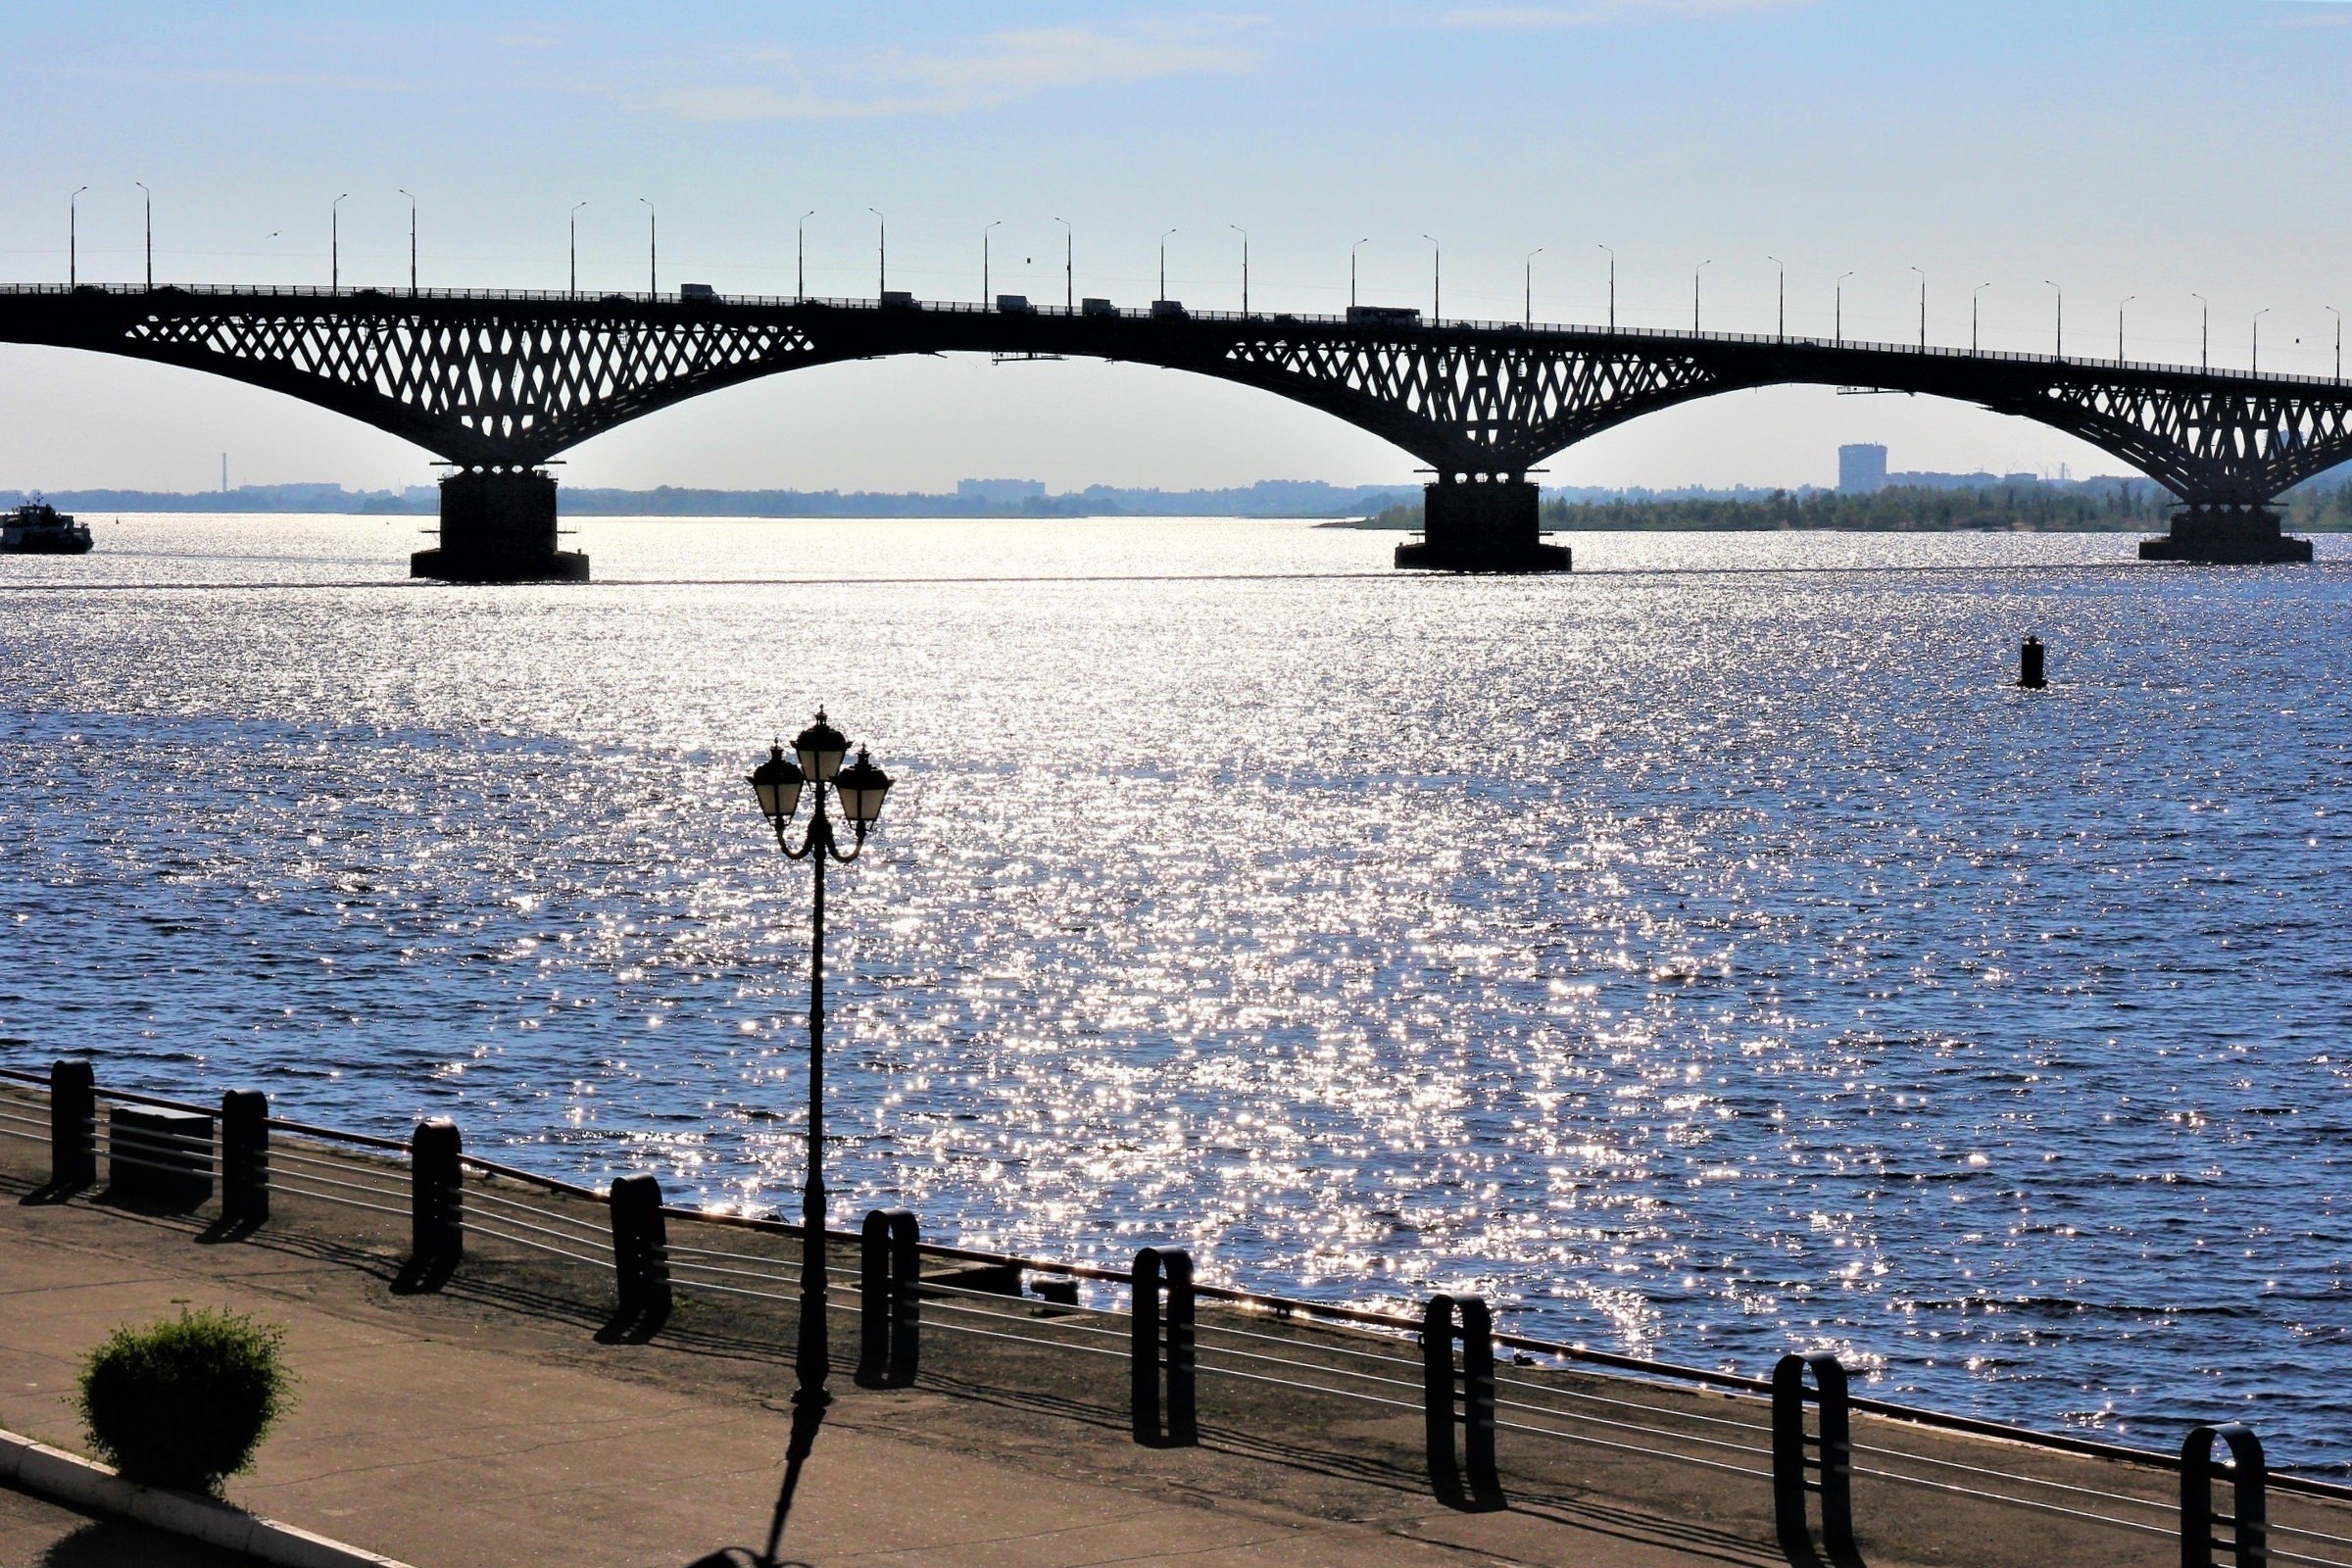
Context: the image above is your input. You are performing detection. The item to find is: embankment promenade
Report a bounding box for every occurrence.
[2,1074,2340,1568]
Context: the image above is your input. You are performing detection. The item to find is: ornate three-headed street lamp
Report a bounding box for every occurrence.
[747,710,893,1563]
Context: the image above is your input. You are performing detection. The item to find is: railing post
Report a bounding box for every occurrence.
[408,1117,463,1281]
[49,1057,96,1190]
[609,1174,670,1325]
[1422,1295,1503,1508]
[2182,1423,2268,1568]
[856,1208,920,1389]
[1773,1352,1863,1568]
[220,1091,270,1228]
[1130,1246,1197,1447]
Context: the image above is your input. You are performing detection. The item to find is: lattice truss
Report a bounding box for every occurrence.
[1223,336,1727,470]
[2030,381,2352,501]
[123,309,817,462]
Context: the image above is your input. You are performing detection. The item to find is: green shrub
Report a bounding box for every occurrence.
[76,1308,295,1492]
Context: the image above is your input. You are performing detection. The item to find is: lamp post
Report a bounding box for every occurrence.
[869,208,886,296]
[570,202,588,298]
[1052,218,1071,311]
[1422,234,1441,321]
[399,188,417,298]
[1231,224,1250,315]
[2253,308,2269,374]
[1972,282,1990,354]
[69,186,88,287]
[797,211,815,302]
[135,182,152,289]
[2191,292,2209,371]
[1158,227,1176,303]
[1524,247,1543,329]
[1349,237,1370,311]
[2328,305,2343,383]
[1598,244,1616,331]
[1836,270,1853,347]
[1692,259,1711,333]
[1766,255,1784,341]
[983,220,1001,305]
[2045,280,2063,358]
[1910,267,1927,351]
[331,193,348,292]
[2116,295,2134,365]
[638,198,657,296]
[747,710,894,1566]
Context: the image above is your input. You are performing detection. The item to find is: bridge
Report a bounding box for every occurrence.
[5,282,2348,579]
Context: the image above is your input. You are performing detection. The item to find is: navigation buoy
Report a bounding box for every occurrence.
[2018,634,2047,690]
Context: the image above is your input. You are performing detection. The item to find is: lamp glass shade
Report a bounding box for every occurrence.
[832,747,893,826]
[748,744,806,824]
[794,710,850,783]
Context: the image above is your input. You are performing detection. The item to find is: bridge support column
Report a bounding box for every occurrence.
[1395,477,1571,574]
[412,468,590,583]
[2140,506,2313,564]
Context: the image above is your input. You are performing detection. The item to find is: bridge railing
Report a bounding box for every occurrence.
[4,281,2344,392]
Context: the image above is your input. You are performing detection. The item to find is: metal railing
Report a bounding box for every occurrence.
[2,1056,2343,1568]
[1,281,2341,390]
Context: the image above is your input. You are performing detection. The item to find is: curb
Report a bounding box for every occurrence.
[1,1426,414,1568]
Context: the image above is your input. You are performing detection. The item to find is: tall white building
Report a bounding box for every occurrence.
[1838,443,1889,494]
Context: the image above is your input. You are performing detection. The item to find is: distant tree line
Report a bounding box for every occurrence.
[1359,480,2352,532]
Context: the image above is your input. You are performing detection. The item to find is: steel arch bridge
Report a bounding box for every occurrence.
[4,283,2346,577]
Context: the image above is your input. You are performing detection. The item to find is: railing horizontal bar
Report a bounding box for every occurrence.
[1851,1463,2180,1539]
[230,1163,401,1200]
[2271,1547,2352,1568]
[270,1182,411,1220]
[671,1275,801,1306]
[462,1186,612,1232]
[265,1116,411,1152]
[1190,1318,1422,1366]
[1494,1416,1776,1483]
[0,1124,53,1143]
[2271,1522,2352,1550]
[462,1210,612,1251]
[1194,1359,1424,1411]
[1198,1343,1425,1393]
[460,1219,612,1270]
[1850,1441,2177,1509]
[918,1314,1133,1361]
[666,1257,800,1286]
[1493,1371,1774,1434]
[101,1149,215,1180]
[1491,1395,1774,1459]
[266,1146,401,1175]
[458,1154,604,1201]
[914,1295,1123,1337]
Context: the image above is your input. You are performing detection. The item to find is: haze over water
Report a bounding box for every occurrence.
[6,514,2350,1465]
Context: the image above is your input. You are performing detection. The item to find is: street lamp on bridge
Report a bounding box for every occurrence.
[2116,296,2135,365]
[69,186,88,289]
[1525,248,1543,330]
[570,202,588,298]
[638,198,657,296]
[1835,270,1853,347]
[1158,227,1177,304]
[1973,283,1991,354]
[331,193,348,293]
[1692,259,1711,333]
[2253,308,2270,374]
[399,189,417,299]
[1053,218,1072,311]
[1423,234,1441,321]
[2045,280,2063,359]
[1765,256,1784,341]
[2328,306,2343,383]
[1350,238,1369,311]
[2191,293,2209,371]
[1231,226,1250,316]
[134,182,152,290]
[1598,245,1617,332]
[1911,268,1928,351]
[797,211,815,302]
[747,710,894,1565]
[869,209,886,296]
[983,220,1002,306]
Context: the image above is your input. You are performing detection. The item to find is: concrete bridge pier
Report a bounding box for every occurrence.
[1394,476,1572,573]
[411,468,590,583]
[2140,505,2314,564]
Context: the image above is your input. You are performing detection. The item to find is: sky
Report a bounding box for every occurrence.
[4,1,2351,495]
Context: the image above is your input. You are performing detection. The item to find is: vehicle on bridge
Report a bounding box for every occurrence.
[0,501,94,556]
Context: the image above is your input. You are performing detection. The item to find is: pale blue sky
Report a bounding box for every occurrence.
[5,1,2350,492]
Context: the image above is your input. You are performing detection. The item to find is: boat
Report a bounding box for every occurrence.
[0,501,95,555]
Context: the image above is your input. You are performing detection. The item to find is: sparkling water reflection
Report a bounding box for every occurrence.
[4,514,2350,1463]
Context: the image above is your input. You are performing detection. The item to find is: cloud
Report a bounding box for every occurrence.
[657,24,1258,122]
[1445,0,1812,26]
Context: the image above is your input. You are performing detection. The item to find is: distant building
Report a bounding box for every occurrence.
[1838,444,1889,494]
[956,478,1047,504]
